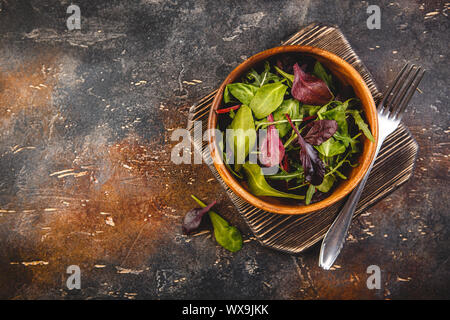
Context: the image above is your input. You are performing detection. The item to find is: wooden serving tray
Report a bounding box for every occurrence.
[187,23,418,254]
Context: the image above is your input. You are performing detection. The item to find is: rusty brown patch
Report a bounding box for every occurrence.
[0,53,59,121]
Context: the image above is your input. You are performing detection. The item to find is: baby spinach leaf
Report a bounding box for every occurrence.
[348,110,375,142]
[273,99,300,137]
[315,137,346,157]
[249,82,288,119]
[305,184,316,205]
[225,83,259,105]
[227,105,257,168]
[242,162,305,199]
[191,195,243,253]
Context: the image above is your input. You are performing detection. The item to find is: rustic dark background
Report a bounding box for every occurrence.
[0,0,448,299]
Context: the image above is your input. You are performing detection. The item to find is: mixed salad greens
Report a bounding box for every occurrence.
[217,55,375,205]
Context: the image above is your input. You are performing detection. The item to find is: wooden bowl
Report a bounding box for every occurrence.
[208,45,378,215]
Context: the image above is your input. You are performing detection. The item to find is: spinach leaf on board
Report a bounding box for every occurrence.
[191,195,243,252]
[273,99,300,137]
[249,82,288,119]
[242,162,305,200]
[224,83,259,105]
[227,105,257,169]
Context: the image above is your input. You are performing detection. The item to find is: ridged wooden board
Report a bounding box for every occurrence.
[187,23,419,254]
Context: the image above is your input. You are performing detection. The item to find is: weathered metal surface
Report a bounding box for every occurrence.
[0,0,448,299]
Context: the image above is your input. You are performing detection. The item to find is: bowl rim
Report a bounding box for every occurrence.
[207,45,378,215]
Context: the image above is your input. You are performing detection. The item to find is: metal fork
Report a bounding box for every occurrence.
[319,63,425,270]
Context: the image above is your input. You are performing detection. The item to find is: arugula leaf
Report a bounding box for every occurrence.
[249,82,288,119]
[320,103,349,136]
[274,65,294,87]
[348,110,375,142]
[242,162,305,199]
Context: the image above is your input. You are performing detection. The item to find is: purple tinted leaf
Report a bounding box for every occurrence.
[291,63,332,105]
[259,114,285,167]
[182,200,216,234]
[285,114,325,186]
[303,120,338,145]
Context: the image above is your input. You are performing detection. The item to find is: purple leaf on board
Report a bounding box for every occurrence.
[182,200,217,234]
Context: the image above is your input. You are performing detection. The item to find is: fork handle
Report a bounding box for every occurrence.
[319,141,383,270]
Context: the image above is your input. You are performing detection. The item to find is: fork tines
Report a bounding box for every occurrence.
[379,63,426,119]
